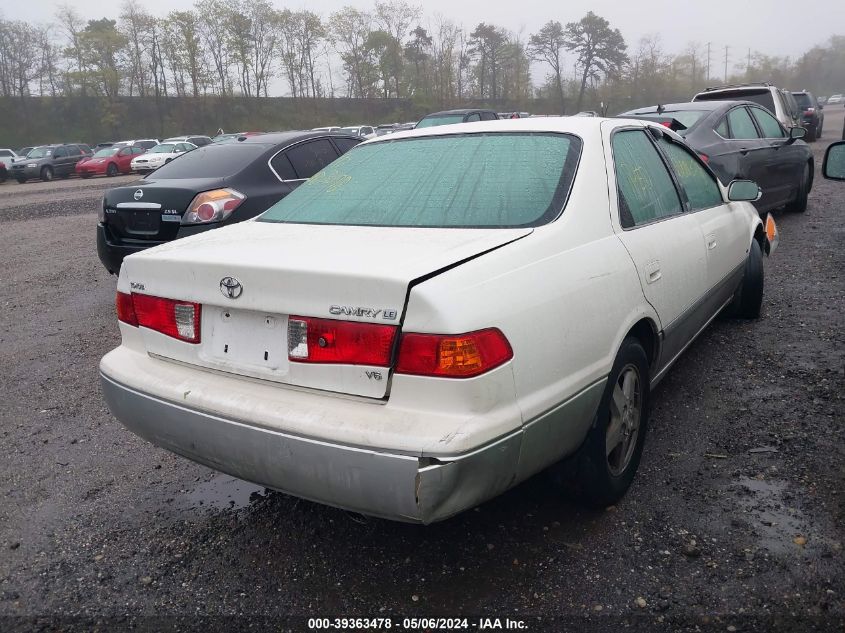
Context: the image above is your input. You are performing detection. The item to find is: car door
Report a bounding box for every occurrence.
[52,146,70,175]
[116,147,133,172]
[656,135,747,312]
[609,127,709,366]
[722,106,779,211]
[749,105,805,207]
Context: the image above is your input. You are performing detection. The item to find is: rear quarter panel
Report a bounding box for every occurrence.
[403,129,657,458]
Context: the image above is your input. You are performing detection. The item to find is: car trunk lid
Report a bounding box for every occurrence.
[104,178,221,241]
[121,221,532,398]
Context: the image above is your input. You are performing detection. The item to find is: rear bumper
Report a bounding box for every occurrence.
[100,371,522,523]
[97,223,161,274]
[97,223,219,273]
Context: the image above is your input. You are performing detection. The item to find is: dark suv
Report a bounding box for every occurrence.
[791,91,824,141]
[12,143,92,183]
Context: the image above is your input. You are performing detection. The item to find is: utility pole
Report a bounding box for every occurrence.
[706,42,711,82]
[724,45,729,82]
[747,48,752,80]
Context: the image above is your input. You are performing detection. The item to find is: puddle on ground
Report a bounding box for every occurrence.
[731,477,809,555]
[183,474,269,511]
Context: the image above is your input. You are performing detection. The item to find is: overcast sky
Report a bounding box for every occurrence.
[5,0,844,89]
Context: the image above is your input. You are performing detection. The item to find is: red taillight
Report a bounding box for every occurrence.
[287,316,397,366]
[395,328,513,378]
[182,188,245,225]
[659,120,672,128]
[116,291,138,326]
[124,293,201,343]
[697,152,709,163]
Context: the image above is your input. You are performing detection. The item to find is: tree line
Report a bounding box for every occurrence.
[0,0,843,115]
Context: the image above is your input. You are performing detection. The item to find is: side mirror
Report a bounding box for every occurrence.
[822,141,845,181]
[788,126,806,141]
[728,179,762,202]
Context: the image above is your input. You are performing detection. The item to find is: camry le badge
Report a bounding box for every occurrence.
[133,189,144,200]
[219,277,243,299]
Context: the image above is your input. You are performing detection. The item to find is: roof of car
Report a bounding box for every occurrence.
[422,109,496,116]
[363,116,672,145]
[619,101,750,115]
[220,131,362,146]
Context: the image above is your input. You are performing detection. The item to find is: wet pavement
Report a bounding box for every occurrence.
[0,113,843,632]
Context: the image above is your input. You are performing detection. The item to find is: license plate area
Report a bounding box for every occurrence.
[123,210,161,234]
[204,307,288,372]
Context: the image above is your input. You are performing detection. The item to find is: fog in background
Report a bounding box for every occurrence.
[5,0,844,94]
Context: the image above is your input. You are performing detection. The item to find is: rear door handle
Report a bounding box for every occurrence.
[706,234,717,250]
[645,260,662,284]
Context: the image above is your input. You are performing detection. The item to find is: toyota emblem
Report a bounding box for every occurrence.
[133,189,144,201]
[219,277,243,299]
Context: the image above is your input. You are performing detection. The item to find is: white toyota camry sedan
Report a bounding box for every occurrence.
[100,117,777,523]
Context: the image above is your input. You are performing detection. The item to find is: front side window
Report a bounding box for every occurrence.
[259,132,581,228]
[332,137,362,154]
[727,108,759,140]
[612,130,682,228]
[465,113,481,122]
[749,107,785,138]
[658,139,723,211]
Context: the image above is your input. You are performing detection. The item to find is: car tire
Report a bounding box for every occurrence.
[786,163,810,213]
[805,125,817,142]
[725,239,764,320]
[40,166,54,182]
[551,337,650,508]
[106,163,118,177]
[80,173,91,179]
[16,178,26,184]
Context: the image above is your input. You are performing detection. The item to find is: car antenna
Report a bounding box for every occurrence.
[656,104,665,114]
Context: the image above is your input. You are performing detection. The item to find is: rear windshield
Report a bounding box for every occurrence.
[146,143,270,179]
[415,114,467,128]
[258,132,581,228]
[792,93,813,108]
[696,88,775,112]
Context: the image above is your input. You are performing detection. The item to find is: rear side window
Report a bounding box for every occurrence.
[286,139,339,179]
[333,137,362,154]
[727,108,759,139]
[612,130,682,228]
[259,132,580,228]
[750,107,785,138]
[480,112,499,121]
[53,147,67,158]
[658,139,723,211]
[465,113,481,122]
[270,151,298,180]
[716,118,729,137]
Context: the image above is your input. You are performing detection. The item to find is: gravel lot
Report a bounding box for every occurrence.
[1,114,843,633]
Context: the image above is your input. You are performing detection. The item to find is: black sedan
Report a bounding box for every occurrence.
[97,131,362,273]
[619,101,813,214]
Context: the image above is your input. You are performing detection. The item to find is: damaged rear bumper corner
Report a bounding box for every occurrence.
[100,371,521,524]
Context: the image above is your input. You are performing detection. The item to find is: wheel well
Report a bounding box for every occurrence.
[754,223,767,254]
[627,319,658,371]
